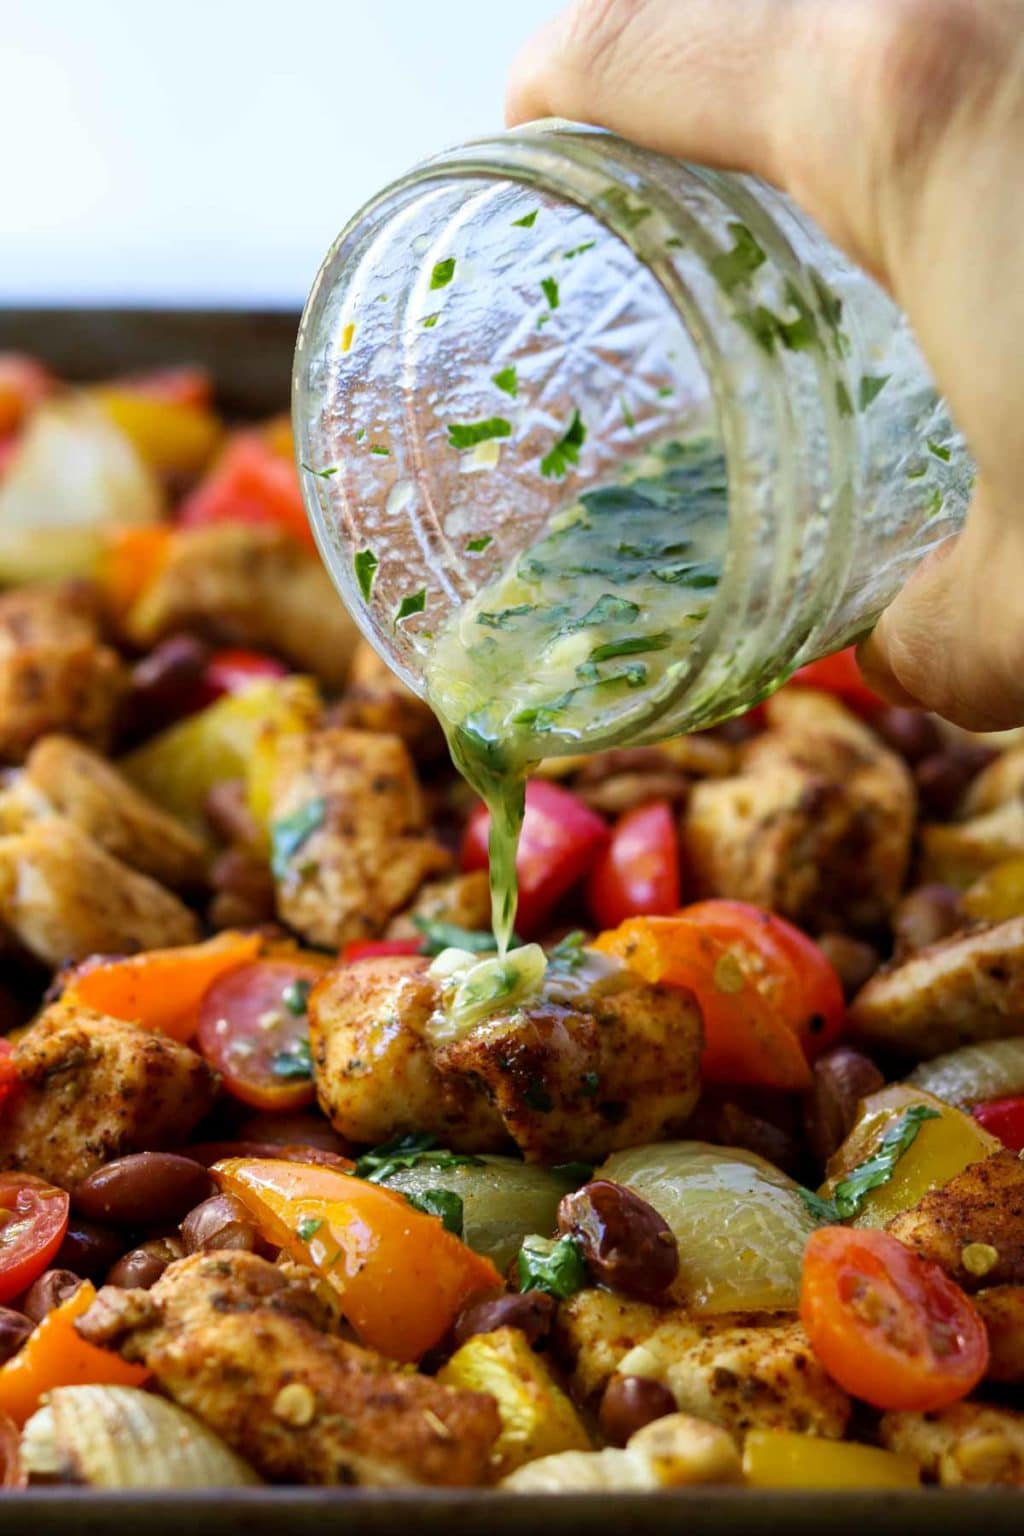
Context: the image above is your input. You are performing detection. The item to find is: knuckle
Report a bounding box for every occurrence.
[561,0,655,97]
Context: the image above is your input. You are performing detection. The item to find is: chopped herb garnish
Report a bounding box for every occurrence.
[564,593,640,631]
[540,409,586,478]
[270,799,327,881]
[354,548,379,601]
[524,1078,554,1113]
[859,374,891,410]
[297,1217,323,1241]
[517,1233,588,1299]
[657,386,673,398]
[563,241,595,259]
[798,1105,941,1224]
[620,396,636,430]
[271,1035,313,1081]
[512,210,538,228]
[354,428,366,442]
[601,186,652,230]
[552,1161,595,1183]
[536,313,551,330]
[547,930,587,973]
[540,276,560,310]
[589,632,671,663]
[301,462,337,479]
[282,978,311,1016]
[422,313,440,329]
[491,366,518,398]
[430,257,456,289]
[465,534,493,553]
[709,223,767,293]
[835,380,855,418]
[477,603,535,630]
[354,1132,483,1184]
[447,417,513,451]
[412,916,501,957]
[369,444,390,456]
[395,588,427,624]
[927,438,952,462]
[405,1188,464,1236]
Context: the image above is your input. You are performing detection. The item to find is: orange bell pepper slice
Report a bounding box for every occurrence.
[99,524,172,615]
[0,1281,147,1426]
[61,930,264,1043]
[596,915,812,1091]
[214,1157,501,1363]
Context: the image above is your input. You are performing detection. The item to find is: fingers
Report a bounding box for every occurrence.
[858,484,1024,731]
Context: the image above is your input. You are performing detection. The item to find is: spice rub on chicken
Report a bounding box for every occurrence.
[76,1251,499,1487]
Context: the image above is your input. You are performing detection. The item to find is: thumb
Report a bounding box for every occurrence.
[858,484,1024,730]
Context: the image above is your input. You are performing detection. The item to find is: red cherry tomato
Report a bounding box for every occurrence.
[197,959,327,1111]
[0,1173,70,1305]
[0,1040,18,1110]
[178,431,314,552]
[800,1227,988,1411]
[461,780,608,939]
[342,938,422,964]
[0,354,54,437]
[586,801,681,929]
[114,365,213,410]
[198,648,290,705]
[791,646,884,716]
[972,1096,1024,1151]
[680,900,845,1061]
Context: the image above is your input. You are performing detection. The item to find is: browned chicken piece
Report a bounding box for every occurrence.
[975,1287,1024,1382]
[0,817,198,966]
[386,870,492,941]
[0,582,126,762]
[961,745,1024,818]
[311,954,703,1163]
[557,1289,849,1440]
[119,523,358,691]
[541,734,737,786]
[330,641,446,762]
[23,735,207,890]
[0,1004,218,1185]
[849,916,1024,1058]
[880,1402,1024,1486]
[920,800,1024,889]
[269,728,451,949]
[886,1150,1024,1289]
[77,1251,499,1486]
[683,690,914,933]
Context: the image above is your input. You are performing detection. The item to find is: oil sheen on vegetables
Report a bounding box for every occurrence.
[425,436,728,951]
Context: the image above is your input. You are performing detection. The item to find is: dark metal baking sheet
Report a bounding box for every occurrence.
[0,306,1017,1531]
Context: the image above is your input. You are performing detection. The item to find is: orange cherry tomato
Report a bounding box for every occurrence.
[342,938,422,964]
[0,1174,69,1305]
[800,1227,989,1411]
[197,958,328,1110]
[586,800,682,929]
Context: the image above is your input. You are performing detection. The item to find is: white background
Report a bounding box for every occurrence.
[0,0,558,306]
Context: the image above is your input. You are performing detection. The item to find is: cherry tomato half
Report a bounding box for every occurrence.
[461,780,608,938]
[0,354,54,438]
[972,1096,1024,1152]
[197,648,290,706]
[791,647,884,716]
[586,801,681,930]
[0,1174,70,1305]
[0,1041,18,1111]
[342,938,422,964]
[800,1227,988,1411]
[197,958,327,1111]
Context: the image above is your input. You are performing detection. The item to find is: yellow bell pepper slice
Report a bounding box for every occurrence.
[963,856,1024,923]
[92,388,223,480]
[743,1430,920,1489]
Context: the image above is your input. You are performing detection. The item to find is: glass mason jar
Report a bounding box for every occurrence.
[293,121,972,741]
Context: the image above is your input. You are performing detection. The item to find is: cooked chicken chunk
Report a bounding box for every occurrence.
[386,871,492,941]
[23,735,206,890]
[886,1150,1024,1289]
[0,1005,218,1184]
[849,916,1024,1058]
[269,728,451,949]
[975,1287,1024,1382]
[330,641,445,762]
[880,1402,1024,1486]
[77,1251,499,1487]
[0,582,126,761]
[311,954,703,1163]
[920,800,1024,889]
[683,690,914,932]
[120,523,358,691]
[557,1289,849,1440]
[0,817,198,966]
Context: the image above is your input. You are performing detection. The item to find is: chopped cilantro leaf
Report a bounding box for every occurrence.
[405,1188,464,1236]
[927,437,952,462]
[709,223,767,293]
[657,386,673,398]
[859,374,891,410]
[369,444,389,456]
[354,428,366,443]
[430,257,456,290]
[477,603,535,630]
[395,588,426,624]
[271,1035,313,1081]
[447,417,513,451]
[282,978,311,1017]
[621,396,636,430]
[355,1132,483,1184]
[601,186,652,230]
[564,594,640,630]
[517,1233,588,1299]
[465,534,493,553]
[301,462,337,479]
[297,1217,323,1241]
[422,313,440,329]
[563,241,595,259]
[589,632,671,663]
[547,931,587,973]
[799,1105,941,1224]
[354,548,379,601]
[412,916,501,957]
[270,800,326,881]
[540,276,560,310]
[835,380,855,418]
[512,210,538,228]
[492,366,518,398]
[540,409,586,479]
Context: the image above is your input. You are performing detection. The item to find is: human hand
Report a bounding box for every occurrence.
[507,0,1024,728]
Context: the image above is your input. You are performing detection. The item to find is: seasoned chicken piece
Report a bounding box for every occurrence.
[880,1402,1024,1486]
[502,1413,741,1491]
[557,1289,849,1439]
[684,690,914,932]
[0,817,198,966]
[920,800,1024,889]
[0,1005,218,1185]
[886,1150,1024,1289]
[120,523,358,691]
[330,641,445,762]
[76,1251,499,1487]
[975,1287,1024,1382]
[386,870,492,941]
[0,582,126,761]
[23,735,206,890]
[311,954,703,1163]
[961,746,1024,818]
[269,728,451,949]
[849,916,1024,1058]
